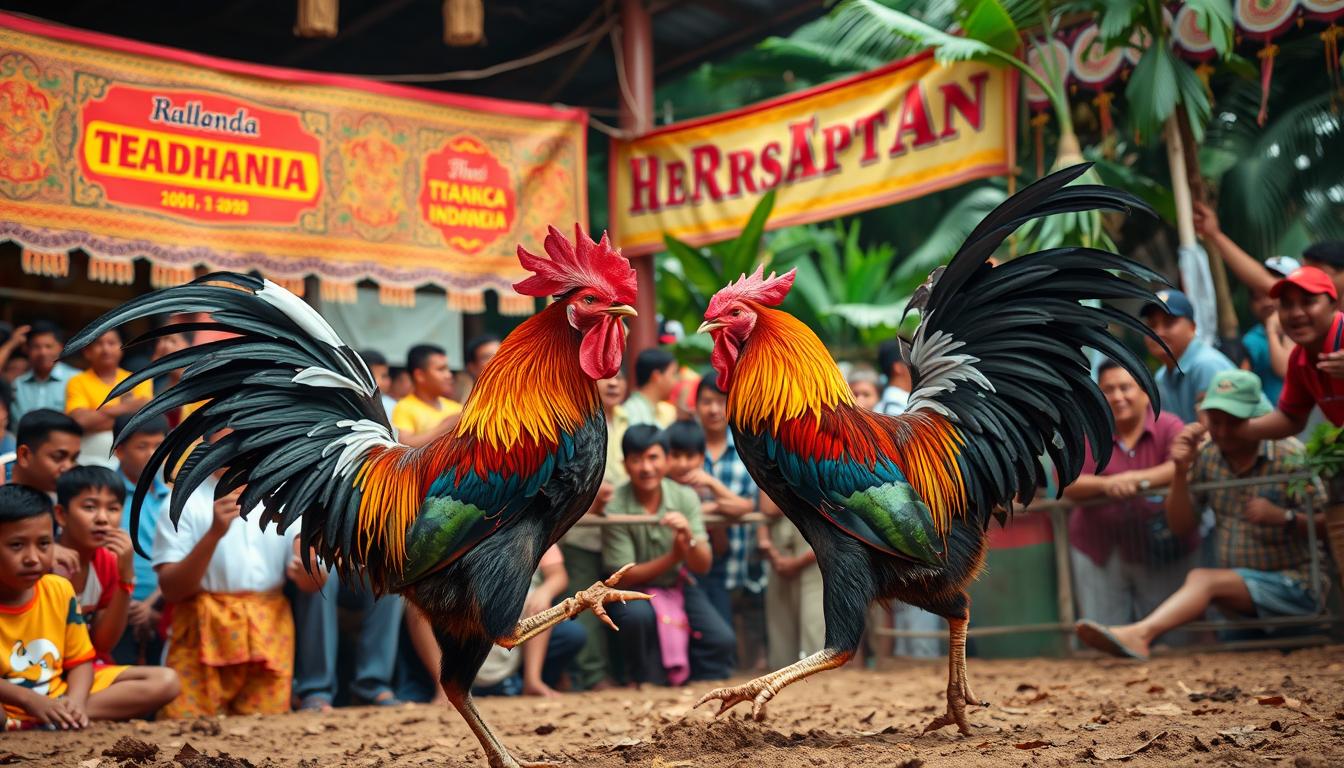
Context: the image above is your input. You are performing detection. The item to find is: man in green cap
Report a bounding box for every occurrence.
[1075,370,1327,660]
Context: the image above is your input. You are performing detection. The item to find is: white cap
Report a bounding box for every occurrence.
[1264,255,1301,277]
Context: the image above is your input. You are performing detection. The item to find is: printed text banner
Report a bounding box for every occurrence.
[0,13,587,311]
[610,54,1015,256]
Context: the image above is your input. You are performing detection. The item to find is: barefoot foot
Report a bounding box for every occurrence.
[1074,620,1150,660]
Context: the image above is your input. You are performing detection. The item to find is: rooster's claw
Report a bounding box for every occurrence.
[694,679,778,722]
[566,563,651,633]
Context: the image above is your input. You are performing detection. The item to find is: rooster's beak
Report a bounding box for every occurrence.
[697,320,725,334]
[605,304,638,318]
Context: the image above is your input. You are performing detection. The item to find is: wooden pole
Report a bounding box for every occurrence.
[294,0,338,37]
[444,0,484,46]
[618,0,658,378]
[1165,118,1199,249]
[1177,110,1240,340]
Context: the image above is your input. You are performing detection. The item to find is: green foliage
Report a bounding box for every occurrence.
[1198,38,1344,256]
[1184,0,1234,56]
[771,220,914,351]
[656,185,1010,360]
[892,185,1008,282]
[1086,149,1176,223]
[1096,0,1140,41]
[1289,422,1344,498]
[1109,0,1230,143]
[657,191,789,363]
[958,0,1021,54]
[831,0,1061,118]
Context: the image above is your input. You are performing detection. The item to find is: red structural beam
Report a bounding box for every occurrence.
[619,0,659,374]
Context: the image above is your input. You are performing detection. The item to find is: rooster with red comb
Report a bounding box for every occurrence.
[694,166,1169,734]
[66,225,647,768]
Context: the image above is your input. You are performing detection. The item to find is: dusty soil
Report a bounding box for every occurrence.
[7,646,1343,768]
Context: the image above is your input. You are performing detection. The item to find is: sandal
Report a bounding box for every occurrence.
[297,695,333,712]
[1075,620,1149,661]
[353,691,403,707]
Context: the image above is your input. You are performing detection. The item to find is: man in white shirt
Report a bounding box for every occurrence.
[152,462,323,717]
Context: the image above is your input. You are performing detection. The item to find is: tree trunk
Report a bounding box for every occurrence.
[1176,111,1240,339]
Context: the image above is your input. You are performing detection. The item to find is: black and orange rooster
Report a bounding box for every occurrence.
[694,166,1167,734]
[66,226,646,768]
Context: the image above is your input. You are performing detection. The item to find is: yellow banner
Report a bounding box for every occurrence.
[611,54,1016,255]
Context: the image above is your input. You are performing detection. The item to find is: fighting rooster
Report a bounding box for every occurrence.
[66,226,645,768]
[695,166,1166,734]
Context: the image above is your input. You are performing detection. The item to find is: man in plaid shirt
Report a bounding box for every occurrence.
[674,378,763,669]
[1076,370,1327,660]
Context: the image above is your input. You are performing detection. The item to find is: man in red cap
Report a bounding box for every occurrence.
[1238,266,1344,439]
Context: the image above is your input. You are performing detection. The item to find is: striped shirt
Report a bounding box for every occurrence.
[1190,437,1326,585]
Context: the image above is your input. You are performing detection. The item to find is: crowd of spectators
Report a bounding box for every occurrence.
[1069,218,1344,658]
[0,223,1340,726]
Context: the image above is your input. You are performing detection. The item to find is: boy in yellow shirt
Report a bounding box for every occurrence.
[391,344,462,448]
[0,484,178,730]
[65,329,153,467]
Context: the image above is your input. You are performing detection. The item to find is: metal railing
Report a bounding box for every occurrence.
[870,471,1339,652]
[568,473,1339,653]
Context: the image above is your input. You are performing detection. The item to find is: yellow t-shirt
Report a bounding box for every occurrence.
[0,575,96,721]
[64,368,154,413]
[392,395,462,437]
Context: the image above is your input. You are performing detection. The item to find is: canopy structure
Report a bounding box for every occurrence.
[0,0,823,326]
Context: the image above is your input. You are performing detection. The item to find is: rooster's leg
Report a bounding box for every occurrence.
[694,648,853,722]
[497,563,650,649]
[446,687,553,768]
[921,616,986,736]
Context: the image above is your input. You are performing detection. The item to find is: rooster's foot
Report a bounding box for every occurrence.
[694,649,852,723]
[921,680,984,736]
[488,757,556,768]
[694,676,780,722]
[566,563,651,632]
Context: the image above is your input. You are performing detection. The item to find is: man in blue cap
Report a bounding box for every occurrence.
[1075,370,1326,659]
[1142,288,1236,423]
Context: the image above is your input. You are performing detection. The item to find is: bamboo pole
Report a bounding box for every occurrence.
[1177,111,1240,339]
[294,0,338,38]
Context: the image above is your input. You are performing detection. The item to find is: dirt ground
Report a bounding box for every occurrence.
[6,646,1343,768]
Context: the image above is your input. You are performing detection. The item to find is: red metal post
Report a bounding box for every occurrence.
[619,0,658,376]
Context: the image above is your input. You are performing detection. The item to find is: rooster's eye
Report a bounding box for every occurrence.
[583,295,595,305]
[731,309,742,317]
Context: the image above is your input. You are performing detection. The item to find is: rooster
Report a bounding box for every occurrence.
[66,226,647,768]
[694,165,1166,734]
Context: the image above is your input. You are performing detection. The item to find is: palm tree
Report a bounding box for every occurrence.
[1202,37,1344,257]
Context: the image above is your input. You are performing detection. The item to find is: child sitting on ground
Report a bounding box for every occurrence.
[0,484,178,730]
[52,466,136,662]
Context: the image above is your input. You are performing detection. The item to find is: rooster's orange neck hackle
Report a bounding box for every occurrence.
[358,300,600,567]
[728,306,853,433]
